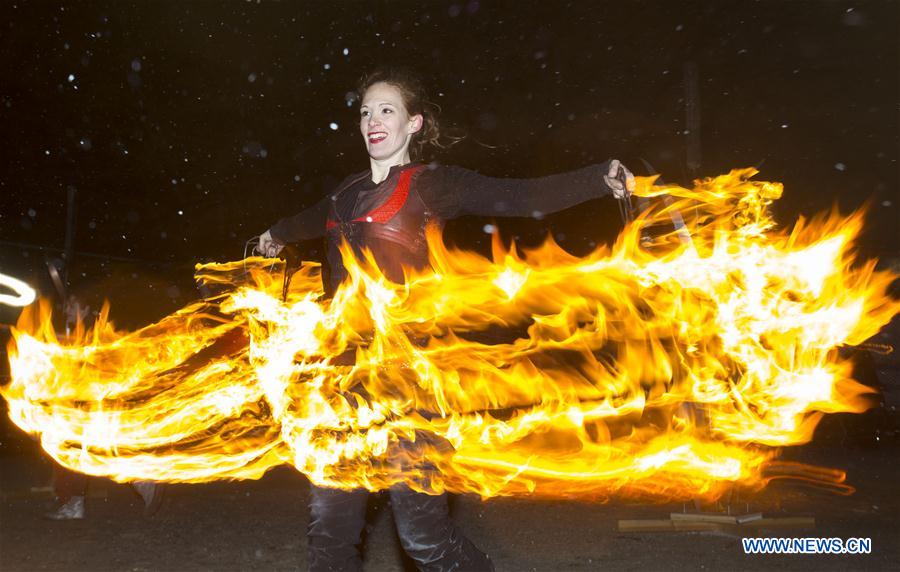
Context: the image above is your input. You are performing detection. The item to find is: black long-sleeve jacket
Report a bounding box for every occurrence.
[270,161,616,293]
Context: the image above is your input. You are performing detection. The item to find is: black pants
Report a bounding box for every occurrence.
[308,484,493,571]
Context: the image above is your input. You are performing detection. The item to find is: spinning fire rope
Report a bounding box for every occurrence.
[3,169,898,501]
[0,272,36,308]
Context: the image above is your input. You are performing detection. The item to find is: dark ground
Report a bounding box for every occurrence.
[1,437,898,571]
[2,319,899,572]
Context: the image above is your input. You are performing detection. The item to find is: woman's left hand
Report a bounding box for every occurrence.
[257,229,285,258]
[603,159,636,199]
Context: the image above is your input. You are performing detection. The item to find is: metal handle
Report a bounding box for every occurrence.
[279,244,303,301]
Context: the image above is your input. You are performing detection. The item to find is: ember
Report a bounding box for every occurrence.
[3,169,898,502]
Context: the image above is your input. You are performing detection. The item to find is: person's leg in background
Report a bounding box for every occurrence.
[132,480,166,517]
[45,463,87,520]
[45,462,166,519]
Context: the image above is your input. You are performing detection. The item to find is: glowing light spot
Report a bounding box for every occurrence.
[0,272,36,307]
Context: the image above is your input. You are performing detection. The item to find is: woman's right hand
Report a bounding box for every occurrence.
[603,159,636,199]
[257,229,285,258]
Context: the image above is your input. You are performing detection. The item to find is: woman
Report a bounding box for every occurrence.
[258,67,634,572]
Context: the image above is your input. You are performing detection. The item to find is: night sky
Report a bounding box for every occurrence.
[1,0,897,326]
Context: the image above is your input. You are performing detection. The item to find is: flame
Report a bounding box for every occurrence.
[3,169,898,501]
[0,271,36,307]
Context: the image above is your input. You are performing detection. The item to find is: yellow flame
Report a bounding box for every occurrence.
[2,168,898,502]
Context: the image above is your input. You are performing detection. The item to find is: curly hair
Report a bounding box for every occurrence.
[357,67,453,161]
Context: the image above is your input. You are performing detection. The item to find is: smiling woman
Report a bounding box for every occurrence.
[357,68,435,177]
[253,65,636,572]
[359,82,423,170]
[0,271,36,308]
[259,68,634,292]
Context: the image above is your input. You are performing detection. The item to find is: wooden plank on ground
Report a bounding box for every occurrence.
[742,517,815,529]
[670,512,763,524]
[618,519,721,532]
[618,515,814,533]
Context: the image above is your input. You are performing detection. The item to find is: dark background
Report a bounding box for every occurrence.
[0,3,898,570]
[1,0,897,328]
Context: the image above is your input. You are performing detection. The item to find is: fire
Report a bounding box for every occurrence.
[3,169,898,501]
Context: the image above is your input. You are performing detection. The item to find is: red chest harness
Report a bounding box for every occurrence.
[326,165,426,231]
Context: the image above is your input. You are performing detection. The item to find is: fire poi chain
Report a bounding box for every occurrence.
[3,169,898,501]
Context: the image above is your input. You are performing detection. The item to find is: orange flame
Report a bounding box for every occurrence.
[3,169,898,501]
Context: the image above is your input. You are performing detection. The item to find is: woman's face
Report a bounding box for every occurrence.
[359,81,422,162]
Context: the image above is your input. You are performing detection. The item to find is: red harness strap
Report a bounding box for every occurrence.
[326,165,425,230]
